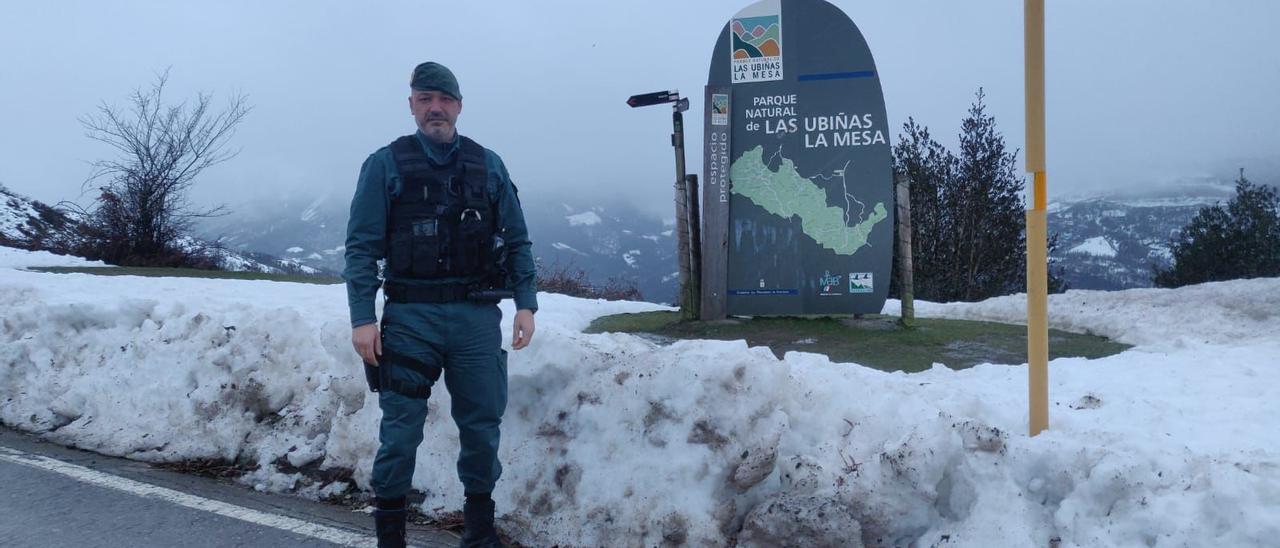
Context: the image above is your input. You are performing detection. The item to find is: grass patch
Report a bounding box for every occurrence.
[586,311,1130,373]
[29,266,342,285]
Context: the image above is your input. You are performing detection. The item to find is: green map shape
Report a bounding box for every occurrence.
[730,145,888,256]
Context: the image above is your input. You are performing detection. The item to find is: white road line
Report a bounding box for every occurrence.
[0,445,376,548]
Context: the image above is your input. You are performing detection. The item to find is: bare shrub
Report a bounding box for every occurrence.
[536,259,643,301]
[69,68,250,268]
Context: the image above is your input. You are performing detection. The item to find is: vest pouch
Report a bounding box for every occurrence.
[409,217,441,278]
[385,134,494,280]
[454,210,488,275]
[388,228,414,277]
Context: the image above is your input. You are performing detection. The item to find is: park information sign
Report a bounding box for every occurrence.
[702,0,893,317]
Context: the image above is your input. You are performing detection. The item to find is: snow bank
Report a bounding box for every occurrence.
[883,277,1280,348]
[0,245,107,269]
[2,247,1277,547]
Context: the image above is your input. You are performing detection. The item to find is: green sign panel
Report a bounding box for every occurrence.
[703,0,893,316]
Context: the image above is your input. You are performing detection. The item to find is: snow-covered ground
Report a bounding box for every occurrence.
[1,246,1277,547]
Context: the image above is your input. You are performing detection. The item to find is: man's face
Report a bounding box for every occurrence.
[409,89,462,143]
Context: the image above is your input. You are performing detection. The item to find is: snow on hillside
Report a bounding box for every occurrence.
[623,249,641,268]
[551,242,585,255]
[1,246,1277,547]
[172,236,322,276]
[299,194,328,223]
[1112,196,1224,208]
[566,211,602,227]
[0,191,42,238]
[0,184,79,252]
[1066,236,1117,258]
[213,248,320,275]
[1046,197,1203,290]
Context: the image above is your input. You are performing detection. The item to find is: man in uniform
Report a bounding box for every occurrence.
[344,61,537,548]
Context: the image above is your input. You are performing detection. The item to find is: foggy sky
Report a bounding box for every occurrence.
[2,0,1277,217]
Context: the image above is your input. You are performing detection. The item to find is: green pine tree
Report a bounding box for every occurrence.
[1154,172,1280,287]
[891,89,1064,302]
[950,89,1027,301]
[890,117,955,301]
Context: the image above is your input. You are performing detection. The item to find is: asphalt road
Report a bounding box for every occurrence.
[0,426,458,548]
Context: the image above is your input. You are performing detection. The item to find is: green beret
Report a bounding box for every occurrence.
[410,62,462,100]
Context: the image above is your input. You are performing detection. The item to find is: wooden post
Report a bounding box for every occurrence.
[674,165,692,318]
[895,173,915,326]
[672,107,697,321]
[626,90,700,318]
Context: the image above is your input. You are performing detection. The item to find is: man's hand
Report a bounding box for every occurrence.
[352,323,382,365]
[512,309,535,350]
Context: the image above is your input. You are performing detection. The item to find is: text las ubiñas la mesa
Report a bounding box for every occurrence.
[741,94,886,149]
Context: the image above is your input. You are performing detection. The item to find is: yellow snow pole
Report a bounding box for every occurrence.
[1025,0,1049,436]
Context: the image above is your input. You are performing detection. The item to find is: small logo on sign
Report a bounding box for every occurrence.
[849,272,873,293]
[711,94,729,126]
[818,270,843,296]
[730,0,783,83]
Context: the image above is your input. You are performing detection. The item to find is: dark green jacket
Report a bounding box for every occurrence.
[343,131,538,327]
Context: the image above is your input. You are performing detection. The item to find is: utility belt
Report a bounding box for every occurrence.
[382,281,514,304]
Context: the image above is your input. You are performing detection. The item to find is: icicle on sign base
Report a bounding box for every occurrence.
[702,0,893,317]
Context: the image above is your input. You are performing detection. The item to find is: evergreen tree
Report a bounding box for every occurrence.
[950,89,1027,300]
[891,90,1058,302]
[890,117,956,300]
[1153,173,1280,287]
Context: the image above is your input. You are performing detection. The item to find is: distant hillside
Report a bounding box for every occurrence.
[0,184,78,253]
[1,183,324,277]
[199,192,681,302]
[195,175,1249,302]
[1048,176,1236,290]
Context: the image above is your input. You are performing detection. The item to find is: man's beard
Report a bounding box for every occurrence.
[421,118,454,143]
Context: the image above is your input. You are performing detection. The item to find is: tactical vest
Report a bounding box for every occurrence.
[385,134,497,283]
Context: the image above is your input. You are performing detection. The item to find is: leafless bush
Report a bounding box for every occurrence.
[536,259,643,301]
[69,68,250,267]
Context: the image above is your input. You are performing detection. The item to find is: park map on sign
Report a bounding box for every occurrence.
[730,145,887,256]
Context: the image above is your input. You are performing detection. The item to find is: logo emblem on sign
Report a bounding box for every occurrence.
[849,272,873,293]
[730,0,783,83]
[711,94,729,126]
[818,270,843,296]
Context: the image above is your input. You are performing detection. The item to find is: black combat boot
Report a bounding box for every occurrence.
[374,496,408,548]
[459,493,505,548]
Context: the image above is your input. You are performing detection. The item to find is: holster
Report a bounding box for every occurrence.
[364,361,382,393]
[365,347,443,400]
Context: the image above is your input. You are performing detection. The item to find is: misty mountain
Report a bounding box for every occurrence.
[1047,176,1236,290]
[532,201,679,303]
[196,176,1242,302]
[199,191,349,276]
[198,192,682,303]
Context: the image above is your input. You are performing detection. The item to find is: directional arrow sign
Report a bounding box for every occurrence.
[626,90,679,108]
